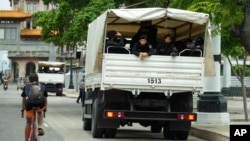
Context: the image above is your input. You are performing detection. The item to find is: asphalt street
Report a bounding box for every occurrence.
[0,83,206,141]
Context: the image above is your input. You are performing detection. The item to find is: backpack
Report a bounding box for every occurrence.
[26,83,45,105]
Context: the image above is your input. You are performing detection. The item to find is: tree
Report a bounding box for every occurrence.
[33,0,116,49]
[224,45,249,120]
[33,0,170,49]
[170,0,249,121]
[33,1,77,46]
[63,0,115,48]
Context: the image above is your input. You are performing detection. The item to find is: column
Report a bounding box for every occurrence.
[221,57,231,96]
[197,26,230,123]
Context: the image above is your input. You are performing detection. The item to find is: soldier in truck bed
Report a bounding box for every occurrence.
[132,34,154,60]
[105,30,126,53]
[156,34,178,56]
[130,20,158,50]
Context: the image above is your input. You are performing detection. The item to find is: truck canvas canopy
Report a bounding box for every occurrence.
[38,61,66,67]
[86,7,215,79]
[107,8,209,39]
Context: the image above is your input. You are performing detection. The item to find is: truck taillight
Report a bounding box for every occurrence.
[106,111,124,118]
[177,114,196,121]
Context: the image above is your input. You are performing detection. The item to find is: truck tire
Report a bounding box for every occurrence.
[56,92,62,96]
[163,122,174,139]
[163,92,192,140]
[83,119,91,131]
[83,104,91,130]
[163,125,189,140]
[104,128,117,138]
[151,121,162,133]
[163,122,189,140]
[91,98,105,138]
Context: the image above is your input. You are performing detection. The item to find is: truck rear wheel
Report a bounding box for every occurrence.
[91,98,105,138]
[83,119,91,130]
[150,121,162,133]
[83,104,91,131]
[56,92,62,96]
[163,129,189,140]
[104,128,117,138]
[163,92,192,140]
[163,122,189,140]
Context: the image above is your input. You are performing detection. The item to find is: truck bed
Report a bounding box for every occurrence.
[86,54,204,94]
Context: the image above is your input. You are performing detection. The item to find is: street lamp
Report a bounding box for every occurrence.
[68,49,74,89]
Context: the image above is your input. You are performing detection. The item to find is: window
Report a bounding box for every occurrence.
[26,3,31,12]
[33,4,37,12]
[5,28,17,40]
[14,4,19,10]
[0,29,4,39]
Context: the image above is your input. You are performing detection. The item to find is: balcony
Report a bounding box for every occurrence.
[8,50,49,59]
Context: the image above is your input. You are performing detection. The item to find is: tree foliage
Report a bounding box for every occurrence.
[171,0,244,51]
[171,0,249,121]
[63,0,115,47]
[33,0,115,47]
[33,0,170,48]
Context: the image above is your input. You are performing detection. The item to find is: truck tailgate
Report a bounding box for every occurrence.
[38,73,64,84]
[102,54,204,93]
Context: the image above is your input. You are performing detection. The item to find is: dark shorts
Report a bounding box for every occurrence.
[25,101,45,111]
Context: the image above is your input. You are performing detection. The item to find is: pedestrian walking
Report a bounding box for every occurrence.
[76,78,85,104]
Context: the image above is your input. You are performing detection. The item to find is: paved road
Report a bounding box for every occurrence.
[0,83,206,141]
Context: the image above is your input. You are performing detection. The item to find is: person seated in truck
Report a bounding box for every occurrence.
[178,39,192,56]
[105,30,126,53]
[130,20,158,51]
[181,37,204,57]
[132,34,154,60]
[156,34,178,56]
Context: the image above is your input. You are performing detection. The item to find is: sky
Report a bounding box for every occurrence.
[0,0,11,10]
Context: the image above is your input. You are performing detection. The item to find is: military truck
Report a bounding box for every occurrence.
[37,61,65,96]
[82,7,215,140]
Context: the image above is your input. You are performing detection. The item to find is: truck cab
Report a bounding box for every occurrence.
[37,61,65,96]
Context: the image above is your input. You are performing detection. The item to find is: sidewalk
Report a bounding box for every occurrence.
[191,97,250,141]
[63,88,79,98]
[63,90,250,141]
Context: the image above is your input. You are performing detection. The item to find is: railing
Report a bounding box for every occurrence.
[220,76,250,87]
[106,46,130,54]
[179,48,203,57]
[220,76,250,97]
[8,51,50,58]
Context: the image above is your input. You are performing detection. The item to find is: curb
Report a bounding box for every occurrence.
[190,127,229,141]
[64,93,78,98]
[63,88,78,98]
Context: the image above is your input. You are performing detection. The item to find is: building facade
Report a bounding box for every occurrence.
[0,0,59,81]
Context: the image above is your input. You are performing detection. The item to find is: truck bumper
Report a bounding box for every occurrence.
[103,110,197,121]
[97,110,196,129]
